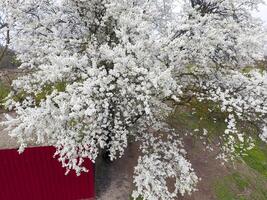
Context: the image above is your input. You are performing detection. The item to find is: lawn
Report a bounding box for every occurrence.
[0,80,10,109]
[168,101,267,200]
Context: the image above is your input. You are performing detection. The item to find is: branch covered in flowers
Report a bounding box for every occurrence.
[1,0,267,199]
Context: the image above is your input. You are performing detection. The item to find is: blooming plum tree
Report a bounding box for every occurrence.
[1,0,267,199]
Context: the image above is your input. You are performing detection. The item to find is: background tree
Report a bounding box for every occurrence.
[0,8,10,65]
[1,0,267,199]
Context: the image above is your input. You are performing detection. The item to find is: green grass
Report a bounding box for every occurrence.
[214,170,267,200]
[168,100,227,140]
[0,79,67,110]
[0,80,10,108]
[231,172,250,190]
[242,64,266,75]
[214,181,237,200]
[214,172,251,200]
[214,139,267,200]
[242,141,267,178]
[11,81,67,106]
[35,81,66,105]
[169,101,267,200]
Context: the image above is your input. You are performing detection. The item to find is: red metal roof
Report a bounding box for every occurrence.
[0,146,94,200]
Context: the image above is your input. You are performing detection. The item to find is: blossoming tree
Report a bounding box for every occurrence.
[1,0,267,199]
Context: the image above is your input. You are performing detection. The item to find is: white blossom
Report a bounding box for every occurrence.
[1,0,267,199]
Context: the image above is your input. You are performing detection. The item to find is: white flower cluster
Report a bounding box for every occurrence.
[133,134,198,200]
[1,0,267,199]
[260,125,267,143]
[197,70,267,160]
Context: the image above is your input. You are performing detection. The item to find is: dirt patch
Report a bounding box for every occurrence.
[95,142,140,200]
[0,113,18,149]
[0,68,24,85]
[179,137,229,200]
[94,136,230,200]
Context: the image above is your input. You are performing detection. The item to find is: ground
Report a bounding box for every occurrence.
[95,138,267,200]
[95,105,267,200]
[0,113,18,149]
[95,143,139,200]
